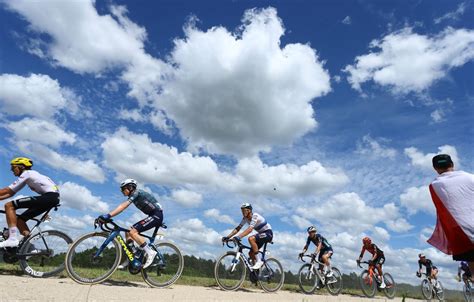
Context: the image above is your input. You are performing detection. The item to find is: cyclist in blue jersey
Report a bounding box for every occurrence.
[97,179,162,268]
[458,261,473,283]
[299,226,334,277]
[222,203,273,270]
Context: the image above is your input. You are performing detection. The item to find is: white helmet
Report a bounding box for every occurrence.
[240,203,252,210]
[307,226,317,233]
[120,178,137,189]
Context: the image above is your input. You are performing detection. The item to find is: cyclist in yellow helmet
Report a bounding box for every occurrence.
[0,157,59,247]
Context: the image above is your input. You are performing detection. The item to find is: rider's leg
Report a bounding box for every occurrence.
[323,252,333,274]
[16,218,30,237]
[0,201,20,247]
[376,263,387,288]
[248,236,258,262]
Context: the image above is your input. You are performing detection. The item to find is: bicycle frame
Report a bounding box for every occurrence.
[358,261,380,287]
[225,238,270,274]
[299,254,327,283]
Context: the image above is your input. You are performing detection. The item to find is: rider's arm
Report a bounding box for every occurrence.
[358,246,366,261]
[419,261,423,272]
[225,225,241,238]
[237,226,254,238]
[0,187,15,200]
[108,201,131,217]
[316,241,322,254]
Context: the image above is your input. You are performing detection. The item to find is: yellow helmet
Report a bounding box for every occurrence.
[10,157,33,167]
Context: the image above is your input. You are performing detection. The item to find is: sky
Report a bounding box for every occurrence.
[0,0,473,289]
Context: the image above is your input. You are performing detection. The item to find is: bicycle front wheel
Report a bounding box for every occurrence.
[19,230,72,278]
[435,280,445,301]
[464,282,473,302]
[298,263,317,294]
[359,270,376,297]
[142,242,184,288]
[421,279,433,300]
[258,257,284,293]
[383,272,396,299]
[65,232,122,284]
[326,267,343,296]
[214,251,246,291]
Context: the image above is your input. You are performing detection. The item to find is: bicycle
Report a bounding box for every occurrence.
[65,218,183,288]
[214,238,285,292]
[357,260,396,299]
[0,206,72,277]
[297,253,343,295]
[417,272,444,301]
[462,275,473,302]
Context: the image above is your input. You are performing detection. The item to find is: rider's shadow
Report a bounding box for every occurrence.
[101,280,148,288]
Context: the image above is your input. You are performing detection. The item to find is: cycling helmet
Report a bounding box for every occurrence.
[362,237,372,245]
[418,253,426,258]
[307,226,317,233]
[240,203,252,210]
[10,157,33,167]
[120,178,137,189]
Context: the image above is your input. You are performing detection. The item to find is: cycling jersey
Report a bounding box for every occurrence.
[128,189,162,215]
[8,170,59,194]
[305,234,332,250]
[359,243,384,259]
[238,212,272,233]
[419,259,435,270]
[459,261,472,278]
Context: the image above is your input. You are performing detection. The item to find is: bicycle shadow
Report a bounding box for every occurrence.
[100,279,148,288]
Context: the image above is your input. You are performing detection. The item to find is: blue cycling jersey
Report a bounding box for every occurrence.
[128,189,162,215]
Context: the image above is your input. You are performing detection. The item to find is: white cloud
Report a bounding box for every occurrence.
[171,189,203,208]
[204,208,237,225]
[342,16,352,25]
[356,134,397,159]
[372,226,390,242]
[385,218,414,232]
[155,7,331,156]
[430,108,446,123]
[17,141,105,183]
[117,109,147,123]
[281,214,312,230]
[404,145,459,170]
[59,181,109,213]
[344,27,474,93]
[434,2,468,24]
[400,185,435,215]
[6,118,76,147]
[0,73,72,118]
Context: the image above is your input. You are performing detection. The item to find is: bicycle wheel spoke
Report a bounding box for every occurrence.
[298,264,317,294]
[259,258,284,292]
[142,242,183,288]
[421,279,433,300]
[383,273,396,299]
[359,270,376,298]
[65,232,121,284]
[326,267,343,296]
[214,252,246,291]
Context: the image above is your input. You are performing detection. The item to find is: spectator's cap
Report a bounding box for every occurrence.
[432,154,453,169]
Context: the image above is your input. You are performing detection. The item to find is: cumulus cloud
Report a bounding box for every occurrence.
[356,134,397,159]
[59,181,109,213]
[6,118,76,147]
[434,2,468,24]
[204,208,237,225]
[155,7,331,156]
[281,214,312,230]
[17,141,105,183]
[344,27,474,94]
[400,185,435,215]
[385,218,414,232]
[404,144,459,170]
[342,16,352,25]
[0,73,73,118]
[430,108,446,123]
[171,189,203,207]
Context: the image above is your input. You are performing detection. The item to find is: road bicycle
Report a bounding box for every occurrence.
[357,260,396,299]
[462,275,473,302]
[214,238,284,292]
[65,218,183,288]
[0,206,72,277]
[418,272,444,301]
[297,253,343,295]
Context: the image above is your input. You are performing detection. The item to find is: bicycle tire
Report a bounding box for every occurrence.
[421,279,433,300]
[258,257,284,293]
[298,263,317,294]
[65,232,122,285]
[141,242,184,288]
[359,269,376,297]
[19,230,72,278]
[214,251,246,291]
[383,272,396,299]
[326,267,343,296]
[464,282,473,302]
[435,280,445,301]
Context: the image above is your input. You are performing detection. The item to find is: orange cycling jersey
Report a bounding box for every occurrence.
[359,243,384,259]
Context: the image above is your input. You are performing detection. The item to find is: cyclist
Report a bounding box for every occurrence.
[458,261,473,283]
[298,226,334,277]
[222,203,273,270]
[0,157,60,248]
[97,179,162,269]
[357,237,386,288]
[417,253,441,291]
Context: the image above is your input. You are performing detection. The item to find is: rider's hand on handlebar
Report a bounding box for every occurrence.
[416,271,421,278]
[232,236,240,242]
[97,213,111,224]
[221,236,229,243]
[298,252,304,259]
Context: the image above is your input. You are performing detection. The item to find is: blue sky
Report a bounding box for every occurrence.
[0,0,473,288]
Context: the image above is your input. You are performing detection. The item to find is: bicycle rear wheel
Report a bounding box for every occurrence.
[464,282,473,302]
[359,270,376,297]
[258,257,284,292]
[298,263,317,294]
[421,279,433,300]
[383,273,396,299]
[326,267,343,296]
[435,280,444,301]
[65,232,122,284]
[142,242,184,288]
[214,251,246,291]
[19,230,72,278]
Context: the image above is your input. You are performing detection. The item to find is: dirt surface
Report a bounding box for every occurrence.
[0,275,419,302]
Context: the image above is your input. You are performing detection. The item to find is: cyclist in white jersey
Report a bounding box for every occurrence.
[0,157,59,247]
[222,203,273,270]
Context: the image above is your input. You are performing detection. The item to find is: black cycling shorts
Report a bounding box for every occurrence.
[373,255,385,266]
[318,247,333,262]
[132,210,163,233]
[13,192,60,221]
[254,229,273,249]
[426,266,437,276]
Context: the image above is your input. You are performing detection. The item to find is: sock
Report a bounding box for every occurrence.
[140,243,154,254]
[8,227,19,240]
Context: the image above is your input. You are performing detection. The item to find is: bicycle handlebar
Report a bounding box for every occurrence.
[357,260,371,268]
[299,253,318,263]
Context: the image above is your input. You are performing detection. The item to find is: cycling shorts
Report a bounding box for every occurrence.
[254,229,273,249]
[318,247,333,262]
[373,254,385,266]
[13,192,60,221]
[132,210,163,233]
[426,266,438,276]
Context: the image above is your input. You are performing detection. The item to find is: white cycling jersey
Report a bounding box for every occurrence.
[8,170,59,195]
[238,212,272,233]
